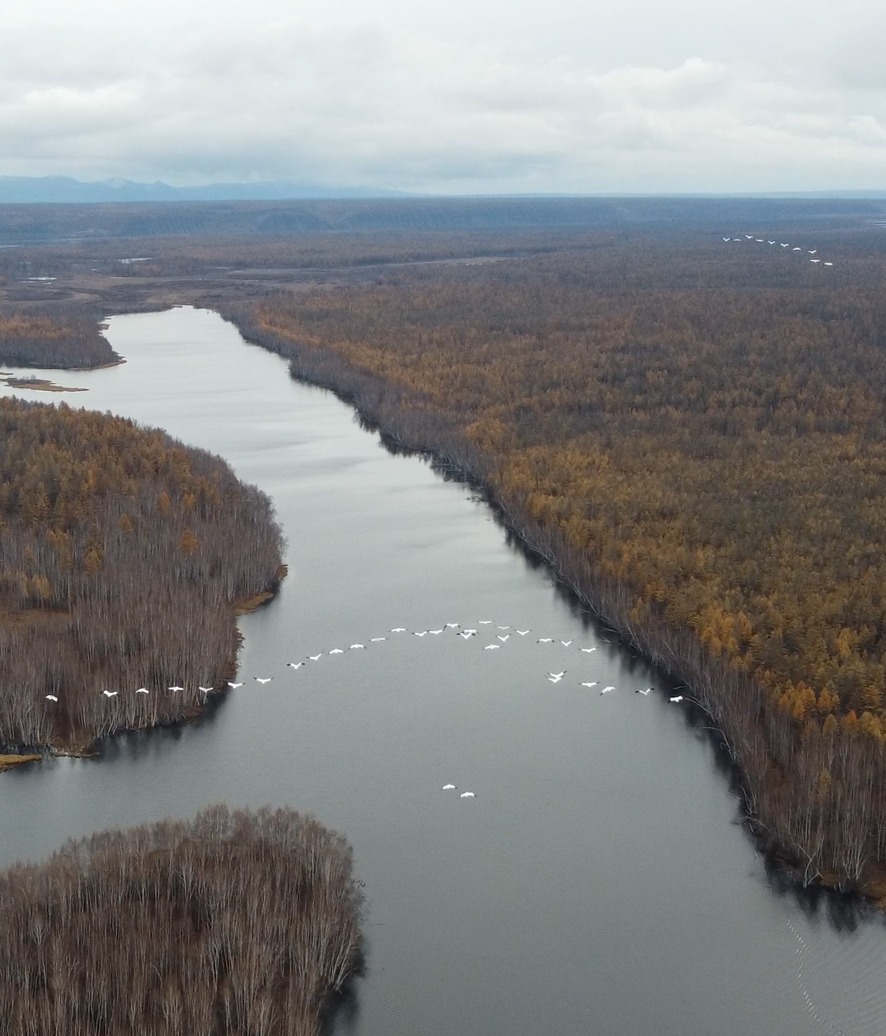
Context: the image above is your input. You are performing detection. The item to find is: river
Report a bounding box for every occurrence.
[2,306,886,1036]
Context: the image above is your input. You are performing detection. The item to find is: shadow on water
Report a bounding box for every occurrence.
[320,955,366,1036]
[89,690,229,764]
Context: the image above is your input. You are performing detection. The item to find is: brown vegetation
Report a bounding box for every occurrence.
[224,233,886,892]
[0,397,284,753]
[0,307,119,368]
[0,804,363,1036]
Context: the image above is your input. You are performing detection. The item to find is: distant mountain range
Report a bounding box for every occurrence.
[0,176,409,204]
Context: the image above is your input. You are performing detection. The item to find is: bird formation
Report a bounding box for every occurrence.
[41,619,685,710]
[38,618,695,804]
[721,234,835,267]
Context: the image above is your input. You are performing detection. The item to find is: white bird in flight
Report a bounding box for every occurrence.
[198,685,214,693]
[350,643,365,650]
[580,647,597,653]
[254,677,272,684]
[560,640,573,647]
[600,686,615,694]
[497,634,510,642]
[102,689,118,697]
[636,687,652,696]
[308,654,322,662]
[580,682,598,688]
[442,783,456,790]
[168,685,183,693]
[460,791,476,798]
[228,681,244,689]
[484,644,500,650]
[329,648,344,654]
[669,695,684,703]
[371,636,386,642]
[537,637,554,643]
[135,687,150,695]
[390,627,406,633]
[45,695,58,702]
[516,629,530,636]
[286,661,305,669]
[547,671,566,683]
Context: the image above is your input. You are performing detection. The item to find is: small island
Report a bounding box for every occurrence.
[0,804,363,1035]
[0,395,285,755]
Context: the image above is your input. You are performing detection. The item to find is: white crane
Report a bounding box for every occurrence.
[168,685,183,693]
[228,681,244,689]
[287,661,305,669]
[580,681,598,688]
[547,671,566,683]
[254,677,272,684]
[580,647,597,653]
[516,629,531,636]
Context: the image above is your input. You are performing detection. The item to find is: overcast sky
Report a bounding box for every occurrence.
[1,0,884,194]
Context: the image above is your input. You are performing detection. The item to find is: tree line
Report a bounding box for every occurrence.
[0,804,363,1036]
[0,397,285,752]
[222,231,886,894]
[0,307,119,369]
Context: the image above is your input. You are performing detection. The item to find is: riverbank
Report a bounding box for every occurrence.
[0,753,41,772]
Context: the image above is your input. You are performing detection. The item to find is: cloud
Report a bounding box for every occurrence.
[0,10,883,192]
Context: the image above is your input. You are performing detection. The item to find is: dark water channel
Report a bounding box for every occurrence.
[2,307,885,1036]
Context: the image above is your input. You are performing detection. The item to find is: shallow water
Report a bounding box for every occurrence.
[2,306,885,1036]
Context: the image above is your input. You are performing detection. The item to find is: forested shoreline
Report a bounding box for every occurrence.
[0,307,119,368]
[0,397,285,753]
[220,232,886,896]
[0,804,363,1035]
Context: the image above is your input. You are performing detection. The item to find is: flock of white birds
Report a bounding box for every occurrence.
[44,620,689,797]
[722,233,835,266]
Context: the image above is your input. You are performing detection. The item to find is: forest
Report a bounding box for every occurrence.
[222,227,886,894]
[0,307,118,368]
[0,804,363,1036]
[0,396,285,752]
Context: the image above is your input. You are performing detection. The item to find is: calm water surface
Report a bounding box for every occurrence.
[2,307,886,1036]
